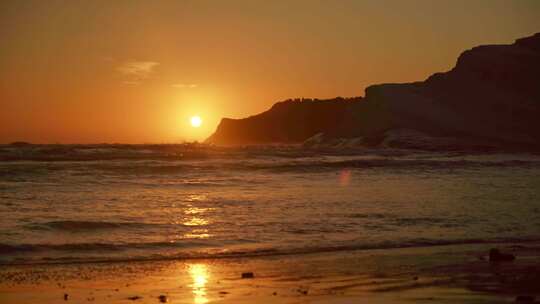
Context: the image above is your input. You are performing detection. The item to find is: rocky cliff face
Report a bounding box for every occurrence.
[340,32,540,149]
[206,98,360,145]
[207,33,540,150]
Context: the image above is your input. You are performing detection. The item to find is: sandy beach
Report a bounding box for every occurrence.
[2,242,539,304]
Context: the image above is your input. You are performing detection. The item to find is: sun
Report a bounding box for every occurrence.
[190,116,202,128]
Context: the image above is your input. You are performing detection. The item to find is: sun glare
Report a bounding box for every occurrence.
[189,263,209,304]
[190,116,202,128]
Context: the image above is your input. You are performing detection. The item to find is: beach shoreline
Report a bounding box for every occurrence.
[2,242,539,304]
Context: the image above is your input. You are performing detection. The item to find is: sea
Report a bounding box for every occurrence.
[1,144,539,265]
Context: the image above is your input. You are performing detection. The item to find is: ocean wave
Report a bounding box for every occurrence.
[2,237,539,265]
[0,240,211,254]
[0,144,212,162]
[2,145,540,170]
[3,158,538,181]
[244,159,540,173]
[25,221,165,232]
[109,158,540,174]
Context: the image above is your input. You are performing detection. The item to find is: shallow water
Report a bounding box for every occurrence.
[1,145,540,264]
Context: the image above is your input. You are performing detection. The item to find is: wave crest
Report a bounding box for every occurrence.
[26,221,159,232]
[2,237,539,265]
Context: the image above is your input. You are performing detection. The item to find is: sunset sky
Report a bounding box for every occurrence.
[1,0,539,143]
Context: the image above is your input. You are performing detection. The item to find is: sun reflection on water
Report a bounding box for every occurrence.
[184,207,212,215]
[183,217,209,226]
[183,206,211,227]
[184,228,210,239]
[187,194,207,202]
[188,263,209,304]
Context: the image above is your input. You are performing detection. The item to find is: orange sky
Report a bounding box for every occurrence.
[1,0,539,143]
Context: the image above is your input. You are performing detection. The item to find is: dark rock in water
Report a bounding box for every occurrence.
[489,248,515,262]
[127,296,142,301]
[516,295,535,302]
[64,293,68,301]
[241,272,254,279]
[158,295,168,303]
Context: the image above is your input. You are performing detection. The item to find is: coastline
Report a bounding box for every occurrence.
[2,242,539,303]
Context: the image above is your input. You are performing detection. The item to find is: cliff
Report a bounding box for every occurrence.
[205,97,361,145]
[207,32,540,150]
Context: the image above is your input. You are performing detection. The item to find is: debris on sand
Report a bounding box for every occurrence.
[158,295,168,303]
[515,295,535,302]
[241,272,254,279]
[489,248,515,262]
[128,296,142,301]
[64,293,68,301]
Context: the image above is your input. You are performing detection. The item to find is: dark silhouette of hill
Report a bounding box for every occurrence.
[207,32,540,150]
[206,97,360,145]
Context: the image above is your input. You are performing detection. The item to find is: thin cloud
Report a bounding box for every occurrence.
[122,80,141,86]
[117,61,159,84]
[172,83,198,89]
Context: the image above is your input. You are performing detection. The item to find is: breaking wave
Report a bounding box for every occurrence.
[1,237,539,265]
[25,221,163,232]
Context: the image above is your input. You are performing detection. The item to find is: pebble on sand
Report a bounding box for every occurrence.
[64,293,68,301]
[516,295,535,302]
[297,288,308,295]
[241,272,254,279]
[489,248,515,262]
[158,295,168,303]
[128,296,142,301]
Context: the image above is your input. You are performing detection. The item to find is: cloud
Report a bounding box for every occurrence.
[172,83,198,89]
[122,80,141,86]
[117,61,159,84]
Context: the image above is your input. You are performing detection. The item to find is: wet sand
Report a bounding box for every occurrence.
[1,243,539,304]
